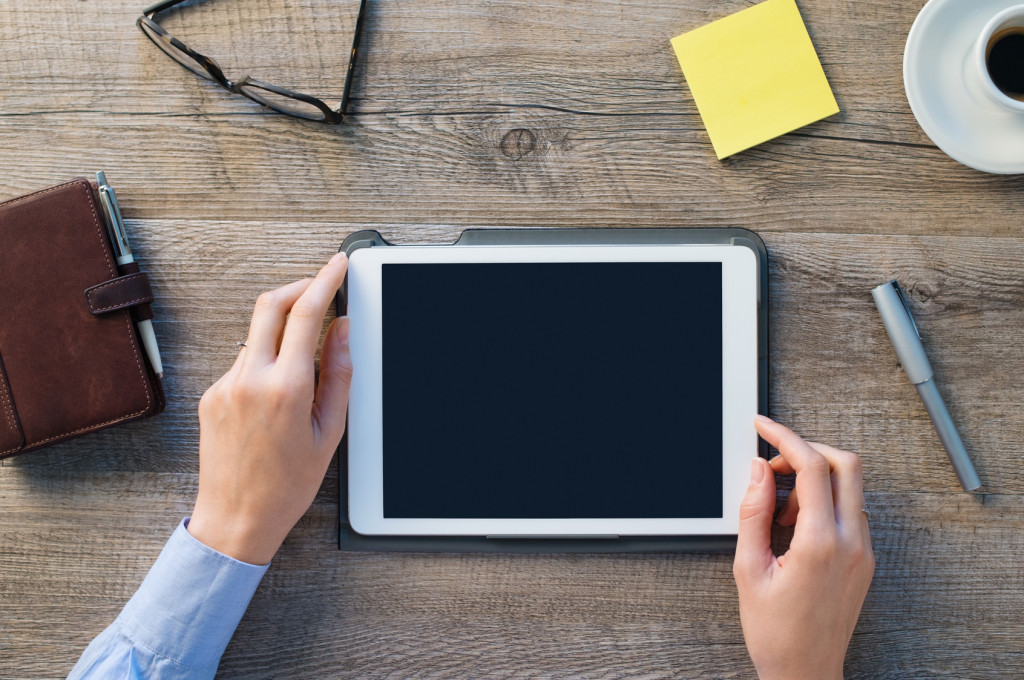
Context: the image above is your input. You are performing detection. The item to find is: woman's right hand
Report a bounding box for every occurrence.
[732,415,875,680]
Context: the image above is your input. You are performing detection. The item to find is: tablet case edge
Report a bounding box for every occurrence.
[335,227,769,553]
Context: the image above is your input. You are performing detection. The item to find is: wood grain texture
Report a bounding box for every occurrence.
[3,474,1023,679]
[2,0,1024,677]
[1,0,1023,233]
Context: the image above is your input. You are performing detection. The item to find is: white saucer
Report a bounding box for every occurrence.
[904,0,1024,174]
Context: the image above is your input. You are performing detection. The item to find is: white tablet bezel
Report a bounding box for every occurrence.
[347,244,758,536]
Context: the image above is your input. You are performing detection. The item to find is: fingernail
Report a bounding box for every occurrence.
[754,414,774,425]
[336,316,350,343]
[329,251,347,265]
[750,458,765,483]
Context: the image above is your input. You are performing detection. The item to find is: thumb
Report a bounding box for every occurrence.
[314,316,353,446]
[733,458,776,584]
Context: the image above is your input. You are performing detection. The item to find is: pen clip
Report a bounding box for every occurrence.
[95,172,131,259]
[890,280,920,338]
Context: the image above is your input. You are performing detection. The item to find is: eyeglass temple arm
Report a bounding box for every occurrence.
[340,0,368,115]
[142,0,200,18]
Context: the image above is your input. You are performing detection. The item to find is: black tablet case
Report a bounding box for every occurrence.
[336,228,768,553]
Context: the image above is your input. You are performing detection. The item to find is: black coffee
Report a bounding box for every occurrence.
[987,29,1024,100]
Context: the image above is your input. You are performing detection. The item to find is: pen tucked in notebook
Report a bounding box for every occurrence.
[96,171,164,378]
[0,176,165,458]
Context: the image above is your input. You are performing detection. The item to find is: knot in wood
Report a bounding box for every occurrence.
[909,279,940,302]
[500,128,537,159]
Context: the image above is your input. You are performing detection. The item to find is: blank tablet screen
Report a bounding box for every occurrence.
[382,262,723,519]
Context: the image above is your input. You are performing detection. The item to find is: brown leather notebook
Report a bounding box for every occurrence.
[0,178,164,458]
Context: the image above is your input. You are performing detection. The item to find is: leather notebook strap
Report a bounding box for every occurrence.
[83,271,155,317]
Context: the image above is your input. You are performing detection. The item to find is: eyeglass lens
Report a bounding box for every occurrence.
[237,83,328,121]
[139,19,215,82]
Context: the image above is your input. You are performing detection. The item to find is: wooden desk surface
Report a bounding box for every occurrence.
[2,0,1023,677]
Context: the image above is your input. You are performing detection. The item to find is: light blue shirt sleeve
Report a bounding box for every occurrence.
[68,518,269,679]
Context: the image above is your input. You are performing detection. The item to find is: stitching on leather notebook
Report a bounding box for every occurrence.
[27,412,149,448]
[1,179,153,449]
[86,272,146,295]
[0,358,22,455]
[85,273,152,312]
[0,393,20,450]
[90,297,151,313]
[0,180,83,212]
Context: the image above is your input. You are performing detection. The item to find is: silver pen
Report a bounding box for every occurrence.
[872,280,980,491]
[96,172,164,378]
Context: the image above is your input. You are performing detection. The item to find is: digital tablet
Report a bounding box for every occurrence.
[346,243,758,537]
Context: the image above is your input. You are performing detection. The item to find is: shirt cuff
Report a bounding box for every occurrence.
[116,518,269,671]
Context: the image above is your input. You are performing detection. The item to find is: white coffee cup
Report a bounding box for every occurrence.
[973,5,1024,113]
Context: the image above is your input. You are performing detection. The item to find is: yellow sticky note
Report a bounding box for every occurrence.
[670,0,839,159]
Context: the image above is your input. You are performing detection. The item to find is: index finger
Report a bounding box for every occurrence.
[278,253,349,369]
[754,415,837,532]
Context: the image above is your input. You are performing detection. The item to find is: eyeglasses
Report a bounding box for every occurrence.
[137,0,367,123]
